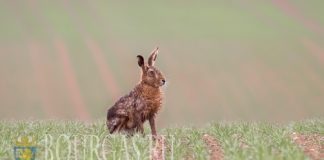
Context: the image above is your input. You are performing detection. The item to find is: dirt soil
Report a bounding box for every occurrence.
[202,134,224,160]
[291,132,324,160]
[151,135,166,160]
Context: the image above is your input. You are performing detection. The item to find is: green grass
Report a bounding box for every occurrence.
[0,119,322,160]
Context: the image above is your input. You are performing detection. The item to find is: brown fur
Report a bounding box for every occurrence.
[107,47,165,136]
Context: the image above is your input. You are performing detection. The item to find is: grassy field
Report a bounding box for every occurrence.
[0,119,322,160]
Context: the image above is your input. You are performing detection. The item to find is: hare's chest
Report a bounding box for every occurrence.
[137,98,162,120]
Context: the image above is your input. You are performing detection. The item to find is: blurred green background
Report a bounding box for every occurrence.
[0,0,323,127]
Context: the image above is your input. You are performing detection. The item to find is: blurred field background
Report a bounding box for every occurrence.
[0,0,324,128]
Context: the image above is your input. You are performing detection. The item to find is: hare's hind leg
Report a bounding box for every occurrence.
[135,122,144,134]
[133,112,144,134]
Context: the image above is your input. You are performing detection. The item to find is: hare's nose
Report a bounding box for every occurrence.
[161,79,166,85]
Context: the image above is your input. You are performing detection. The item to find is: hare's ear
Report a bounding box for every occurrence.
[137,55,145,70]
[148,47,159,66]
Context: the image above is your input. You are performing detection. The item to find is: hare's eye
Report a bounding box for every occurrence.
[148,70,155,76]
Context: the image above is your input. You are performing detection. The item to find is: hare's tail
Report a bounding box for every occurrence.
[107,117,125,134]
[106,120,115,134]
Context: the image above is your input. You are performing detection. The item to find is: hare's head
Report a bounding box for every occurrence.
[137,47,166,88]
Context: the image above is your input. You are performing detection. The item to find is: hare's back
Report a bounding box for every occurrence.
[109,93,137,116]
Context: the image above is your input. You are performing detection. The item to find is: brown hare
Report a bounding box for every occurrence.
[107,47,166,137]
